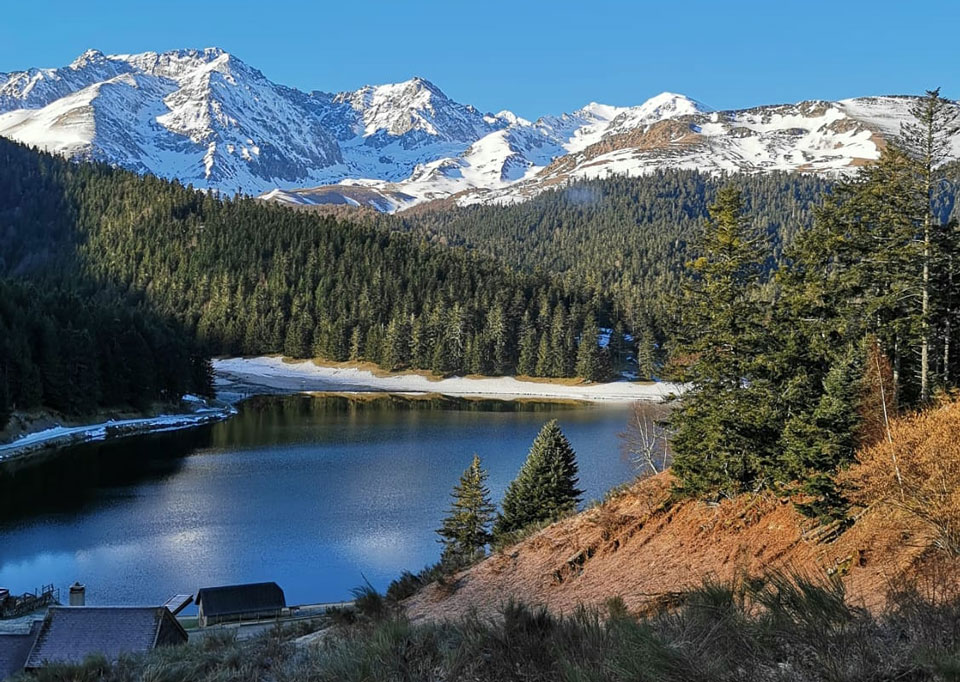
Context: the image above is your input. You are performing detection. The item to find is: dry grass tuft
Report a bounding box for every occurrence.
[842,398,960,556]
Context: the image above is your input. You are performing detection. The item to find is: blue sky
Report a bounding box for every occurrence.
[0,0,955,118]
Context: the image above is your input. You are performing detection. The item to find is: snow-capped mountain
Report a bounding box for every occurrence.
[1,48,957,211]
[0,48,342,193]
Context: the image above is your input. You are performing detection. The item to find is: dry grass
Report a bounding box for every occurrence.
[842,398,960,555]
[22,574,960,682]
[405,401,960,623]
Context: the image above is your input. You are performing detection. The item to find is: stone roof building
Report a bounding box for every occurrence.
[195,582,285,627]
[23,606,187,670]
[0,621,41,681]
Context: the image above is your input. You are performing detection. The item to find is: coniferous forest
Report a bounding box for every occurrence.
[387,171,836,332]
[2,89,958,471]
[669,91,960,516]
[0,138,608,427]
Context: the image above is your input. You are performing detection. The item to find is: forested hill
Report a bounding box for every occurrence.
[0,139,613,427]
[388,171,833,328]
[0,143,213,430]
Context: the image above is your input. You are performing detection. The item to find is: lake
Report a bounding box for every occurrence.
[0,394,660,608]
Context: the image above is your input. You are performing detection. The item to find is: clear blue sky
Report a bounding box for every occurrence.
[0,0,955,118]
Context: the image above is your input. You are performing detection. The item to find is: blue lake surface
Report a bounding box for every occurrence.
[0,395,657,608]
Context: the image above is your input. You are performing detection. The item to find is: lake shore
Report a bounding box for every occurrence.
[0,355,678,463]
[0,399,235,464]
[213,356,684,403]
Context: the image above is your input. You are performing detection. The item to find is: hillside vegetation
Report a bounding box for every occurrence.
[20,400,960,682]
[392,171,832,324]
[0,138,616,428]
[407,405,960,624]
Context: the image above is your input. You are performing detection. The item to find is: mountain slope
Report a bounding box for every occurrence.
[0,48,344,193]
[404,466,951,622]
[2,48,957,210]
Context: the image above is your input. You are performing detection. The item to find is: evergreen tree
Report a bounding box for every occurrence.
[607,321,627,373]
[535,333,551,377]
[436,454,496,568]
[348,326,363,362]
[783,147,922,401]
[517,313,538,376]
[779,345,863,519]
[898,88,960,401]
[635,322,657,381]
[493,420,582,539]
[575,312,604,381]
[382,315,411,371]
[670,187,779,498]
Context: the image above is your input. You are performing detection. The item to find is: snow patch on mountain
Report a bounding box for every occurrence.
[1,49,956,212]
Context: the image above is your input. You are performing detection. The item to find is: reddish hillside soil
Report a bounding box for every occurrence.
[405,473,955,622]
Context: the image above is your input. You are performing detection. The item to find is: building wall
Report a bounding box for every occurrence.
[199,608,283,627]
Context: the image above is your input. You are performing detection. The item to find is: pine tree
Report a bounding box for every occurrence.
[784,147,922,401]
[535,332,551,377]
[517,312,538,376]
[575,312,604,381]
[548,303,569,377]
[670,187,779,497]
[436,454,495,568]
[409,314,427,368]
[348,326,363,361]
[898,88,960,401]
[382,315,410,371]
[780,346,863,520]
[607,321,627,373]
[493,420,582,539]
[635,322,657,381]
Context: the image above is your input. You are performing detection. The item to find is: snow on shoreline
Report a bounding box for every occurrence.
[0,357,679,462]
[0,404,235,462]
[213,356,684,403]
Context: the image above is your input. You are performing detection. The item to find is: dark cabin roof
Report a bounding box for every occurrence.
[195,582,285,617]
[24,607,187,669]
[0,621,41,680]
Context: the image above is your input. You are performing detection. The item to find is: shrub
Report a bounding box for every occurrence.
[350,581,389,622]
[843,400,960,555]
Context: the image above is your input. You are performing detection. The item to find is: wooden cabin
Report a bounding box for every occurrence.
[195,582,285,627]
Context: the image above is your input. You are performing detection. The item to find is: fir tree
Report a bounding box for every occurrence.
[780,346,863,520]
[535,333,551,377]
[493,420,582,540]
[670,187,778,498]
[436,454,495,568]
[898,88,960,401]
[517,313,538,376]
[607,321,627,373]
[635,322,657,381]
[348,326,363,362]
[575,312,605,381]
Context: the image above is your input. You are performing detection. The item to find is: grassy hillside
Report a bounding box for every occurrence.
[21,401,960,682]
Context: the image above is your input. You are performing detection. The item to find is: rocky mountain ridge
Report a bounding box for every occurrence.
[1,48,956,211]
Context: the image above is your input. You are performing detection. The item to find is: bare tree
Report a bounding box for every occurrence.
[619,403,671,477]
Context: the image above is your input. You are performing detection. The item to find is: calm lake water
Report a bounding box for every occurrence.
[0,395,658,608]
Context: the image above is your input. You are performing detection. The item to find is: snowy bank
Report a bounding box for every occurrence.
[213,356,684,403]
[0,403,235,462]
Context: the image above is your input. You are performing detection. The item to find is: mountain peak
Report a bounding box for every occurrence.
[407,75,439,89]
[356,75,448,102]
[635,91,707,116]
[69,49,107,70]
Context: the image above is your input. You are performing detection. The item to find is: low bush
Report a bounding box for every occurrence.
[843,399,960,555]
[15,571,960,681]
